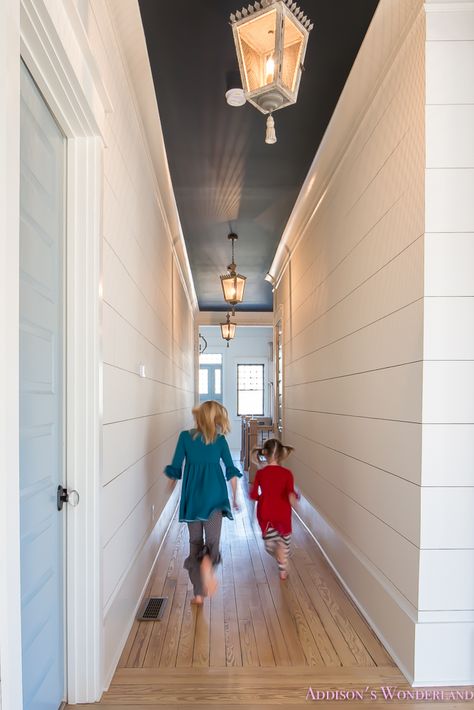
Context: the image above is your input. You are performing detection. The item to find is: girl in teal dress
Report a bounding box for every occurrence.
[164,400,242,604]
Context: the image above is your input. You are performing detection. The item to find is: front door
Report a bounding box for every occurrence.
[199,354,223,404]
[19,61,66,709]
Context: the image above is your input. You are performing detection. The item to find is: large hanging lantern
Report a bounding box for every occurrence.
[220,312,236,347]
[220,232,246,314]
[230,0,313,144]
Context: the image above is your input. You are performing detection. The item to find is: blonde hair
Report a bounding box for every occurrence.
[192,400,231,445]
[252,438,294,465]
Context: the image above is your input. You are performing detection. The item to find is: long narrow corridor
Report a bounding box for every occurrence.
[73,468,422,708]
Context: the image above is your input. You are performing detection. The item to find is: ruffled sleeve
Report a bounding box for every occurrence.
[164,431,186,480]
[220,435,242,481]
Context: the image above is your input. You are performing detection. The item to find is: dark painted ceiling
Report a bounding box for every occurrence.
[139,0,379,311]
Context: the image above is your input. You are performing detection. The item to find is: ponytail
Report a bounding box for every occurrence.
[251,438,294,465]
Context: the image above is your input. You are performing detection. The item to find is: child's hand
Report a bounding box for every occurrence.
[232,495,240,512]
[165,475,177,492]
[289,492,298,508]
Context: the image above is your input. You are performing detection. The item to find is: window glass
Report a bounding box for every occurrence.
[237,364,264,416]
[199,368,209,394]
[214,368,222,395]
[199,354,223,365]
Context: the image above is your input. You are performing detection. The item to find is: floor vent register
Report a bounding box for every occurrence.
[137,597,167,621]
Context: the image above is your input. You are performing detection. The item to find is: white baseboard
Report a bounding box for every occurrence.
[295,495,474,686]
[102,487,179,692]
[294,494,416,682]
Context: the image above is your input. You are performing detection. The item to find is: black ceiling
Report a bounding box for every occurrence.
[139,0,379,311]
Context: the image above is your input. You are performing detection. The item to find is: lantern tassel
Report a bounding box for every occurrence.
[265,113,277,144]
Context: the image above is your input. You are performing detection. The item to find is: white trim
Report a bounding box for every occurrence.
[198,311,274,326]
[64,136,102,703]
[424,1,474,10]
[0,2,23,707]
[3,0,106,704]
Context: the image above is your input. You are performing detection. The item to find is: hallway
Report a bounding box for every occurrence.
[2,0,474,707]
[70,470,471,708]
[76,473,417,708]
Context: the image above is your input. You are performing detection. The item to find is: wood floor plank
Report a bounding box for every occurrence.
[252,530,307,666]
[159,582,188,668]
[307,564,375,666]
[279,576,324,666]
[117,620,139,668]
[142,577,176,667]
[209,561,226,667]
[221,538,243,667]
[125,621,153,670]
[286,558,341,667]
[257,583,291,666]
[175,589,198,667]
[192,595,211,666]
[247,582,276,667]
[307,548,395,666]
[295,562,359,666]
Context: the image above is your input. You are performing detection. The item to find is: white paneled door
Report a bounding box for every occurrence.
[19,61,66,709]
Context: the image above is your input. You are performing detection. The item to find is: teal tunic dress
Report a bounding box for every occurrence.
[164,429,242,522]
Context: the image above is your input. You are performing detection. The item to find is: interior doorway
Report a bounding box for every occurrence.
[199,353,223,404]
[19,60,67,709]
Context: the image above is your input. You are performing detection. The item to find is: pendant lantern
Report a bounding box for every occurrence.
[230,0,313,144]
[220,312,236,347]
[220,233,246,314]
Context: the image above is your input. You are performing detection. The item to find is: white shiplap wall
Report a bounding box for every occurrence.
[73,0,195,686]
[274,0,426,682]
[416,1,474,685]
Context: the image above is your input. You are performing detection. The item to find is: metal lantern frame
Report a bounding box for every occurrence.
[220,312,237,347]
[230,0,313,118]
[220,232,246,314]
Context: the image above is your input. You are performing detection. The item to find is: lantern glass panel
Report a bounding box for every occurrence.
[281,15,304,92]
[220,321,236,341]
[236,9,277,92]
[221,273,246,305]
[234,275,246,303]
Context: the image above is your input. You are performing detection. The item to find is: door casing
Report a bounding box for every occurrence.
[1,0,107,706]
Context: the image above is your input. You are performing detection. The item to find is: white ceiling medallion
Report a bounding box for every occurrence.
[225,87,246,106]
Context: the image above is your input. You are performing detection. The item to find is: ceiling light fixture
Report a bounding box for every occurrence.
[220,232,246,314]
[230,0,313,144]
[220,312,236,347]
[225,69,246,107]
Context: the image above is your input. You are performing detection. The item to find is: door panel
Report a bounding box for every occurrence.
[20,61,66,710]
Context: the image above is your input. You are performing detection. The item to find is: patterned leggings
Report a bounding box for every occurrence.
[263,526,291,573]
[184,510,223,596]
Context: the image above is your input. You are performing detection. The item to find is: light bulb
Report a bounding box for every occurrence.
[265,56,275,84]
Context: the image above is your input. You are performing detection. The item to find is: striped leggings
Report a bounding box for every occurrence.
[263,526,291,573]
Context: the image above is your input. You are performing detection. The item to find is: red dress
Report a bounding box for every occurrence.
[249,465,298,536]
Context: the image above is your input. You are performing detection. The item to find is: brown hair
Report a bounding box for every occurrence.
[252,438,294,465]
[192,400,231,445]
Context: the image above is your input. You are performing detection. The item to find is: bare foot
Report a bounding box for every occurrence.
[191,595,204,605]
[200,554,218,597]
[279,570,288,580]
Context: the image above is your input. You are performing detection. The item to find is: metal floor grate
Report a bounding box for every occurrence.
[137,596,167,621]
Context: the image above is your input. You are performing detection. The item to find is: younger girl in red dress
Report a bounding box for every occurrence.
[249,439,299,580]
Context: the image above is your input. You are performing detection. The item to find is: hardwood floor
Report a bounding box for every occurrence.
[72,476,472,708]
